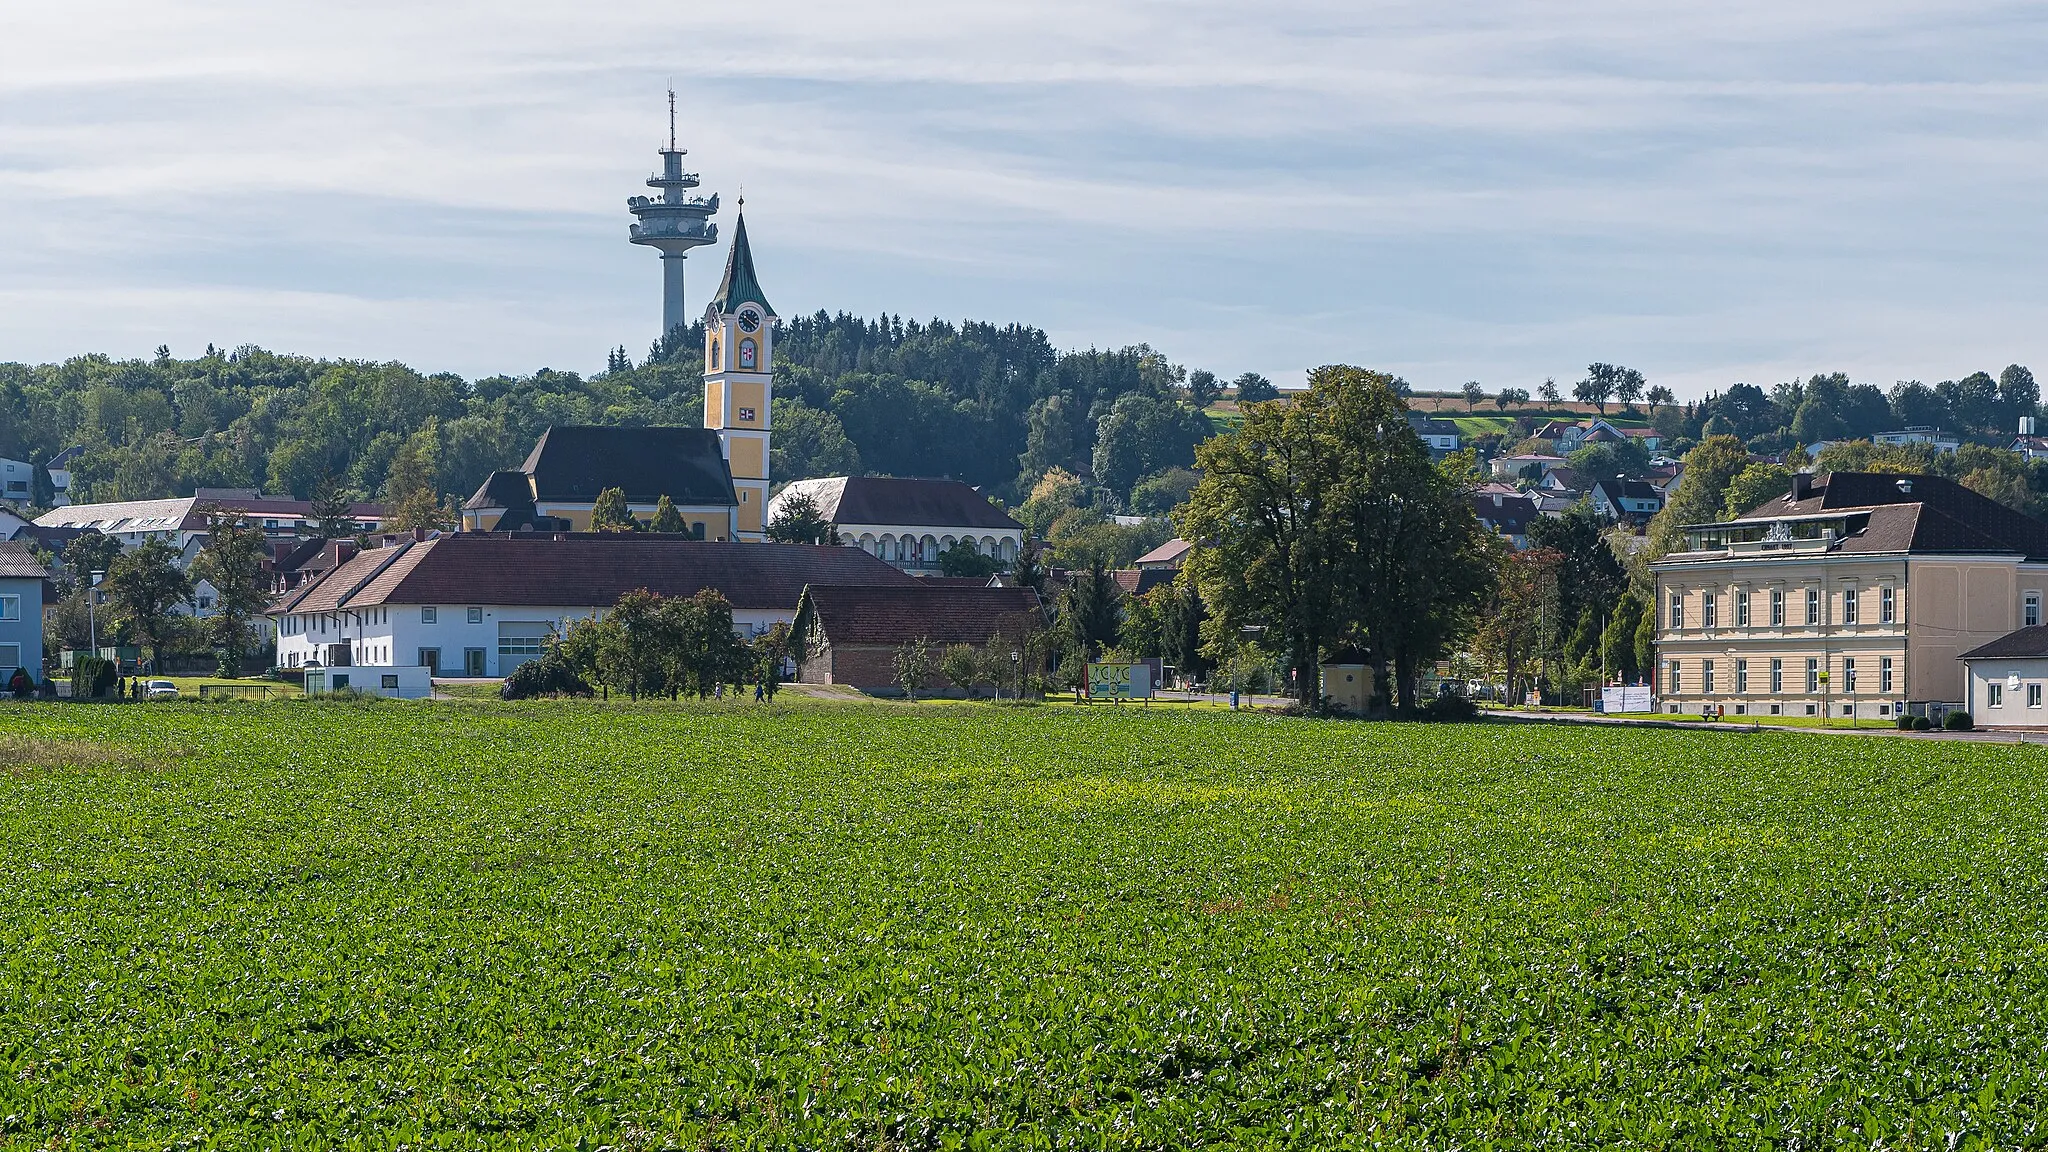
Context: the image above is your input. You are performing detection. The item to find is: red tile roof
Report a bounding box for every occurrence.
[798,584,1044,646]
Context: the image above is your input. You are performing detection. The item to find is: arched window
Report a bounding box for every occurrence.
[709,338,720,369]
[739,339,757,370]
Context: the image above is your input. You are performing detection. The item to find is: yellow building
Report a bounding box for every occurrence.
[702,210,776,541]
[1653,471,2048,719]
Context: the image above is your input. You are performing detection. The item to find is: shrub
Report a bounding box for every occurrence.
[70,656,117,700]
[1912,715,1933,731]
[1896,714,1916,730]
[1944,710,1974,731]
[7,667,31,697]
[500,653,592,700]
[1425,693,1479,723]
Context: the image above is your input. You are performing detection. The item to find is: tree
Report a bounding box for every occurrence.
[1574,365,1616,414]
[1092,393,1210,498]
[765,490,836,544]
[649,495,687,534]
[1474,546,1562,706]
[1539,378,1561,405]
[1612,366,1646,411]
[387,487,449,533]
[893,636,933,700]
[1721,462,1792,518]
[769,399,862,482]
[384,418,441,507]
[1233,372,1279,404]
[310,476,357,539]
[940,644,983,697]
[1461,381,1486,409]
[1495,387,1529,413]
[590,486,636,532]
[2000,364,2039,425]
[189,509,269,676]
[751,621,792,700]
[1185,369,1221,408]
[103,540,192,671]
[1056,559,1123,665]
[938,540,999,577]
[1647,435,1753,555]
[1644,385,1674,414]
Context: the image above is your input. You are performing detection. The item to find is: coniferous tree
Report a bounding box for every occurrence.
[590,487,636,532]
[649,495,686,534]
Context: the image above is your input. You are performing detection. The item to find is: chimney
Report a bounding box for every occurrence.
[1790,472,1813,503]
[332,540,358,565]
[413,526,429,542]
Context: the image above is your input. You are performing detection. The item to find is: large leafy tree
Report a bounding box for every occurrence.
[189,509,270,676]
[765,491,835,545]
[1474,546,1562,706]
[1647,434,1754,556]
[103,540,192,670]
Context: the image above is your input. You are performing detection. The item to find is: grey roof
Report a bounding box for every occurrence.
[1734,472,2048,558]
[519,426,736,507]
[771,476,1022,532]
[0,541,50,579]
[1962,626,2048,660]
[1593,478,1663,503]
[709,211,773,317]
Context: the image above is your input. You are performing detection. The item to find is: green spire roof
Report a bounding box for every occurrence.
[710,211,773,317]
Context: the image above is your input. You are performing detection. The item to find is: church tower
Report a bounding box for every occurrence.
[703,209,776,541]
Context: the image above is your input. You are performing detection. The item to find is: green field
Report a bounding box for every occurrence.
[4,701,2047,1148]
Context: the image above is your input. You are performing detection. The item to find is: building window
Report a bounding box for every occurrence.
[1703,660,1716,694]
[2028,592,2041,628]
[0,594,17,622]
[1668,591,1683,630]
[1667,660,1681,693]
[2032,684,2044,709]
[709,338,720,368]
[1843,588,1859,626]
[1771,658,1784,693]
[467,607,483,625]
[1735,590,1750,627]
[1736,658,1749,693]
[1703,592,1717,628]
[739,339,757,369]
[1880,656,1894,694]
[738,407,756,422]
[498,635,545,658]
[1771,590,1785,627]
[1805,588,1821,626]
[1806,657,1820,694]
[1843,658,1856,693]
[419,648,441,673]
[422,606,437,624]
[1880,587,1895,624]
[1990,682,2004,708]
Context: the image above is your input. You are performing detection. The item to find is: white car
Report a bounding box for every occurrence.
[143,679,179,699]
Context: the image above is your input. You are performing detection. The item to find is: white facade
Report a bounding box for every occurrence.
[1963,656,2048,727]
[841,524,1022,573]
[1873,427,1962,452]
[276,600,791,679]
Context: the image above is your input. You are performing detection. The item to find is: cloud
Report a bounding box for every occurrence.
[1,0,2045,391]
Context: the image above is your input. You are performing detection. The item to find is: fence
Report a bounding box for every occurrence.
[198,684,279,700]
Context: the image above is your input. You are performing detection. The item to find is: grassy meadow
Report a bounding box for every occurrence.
[3,700,2047,1148]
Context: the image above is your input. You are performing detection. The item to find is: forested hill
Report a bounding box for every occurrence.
[0,313,1269,511]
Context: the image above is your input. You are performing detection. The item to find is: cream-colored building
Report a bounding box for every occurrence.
[1652,472,2048,719]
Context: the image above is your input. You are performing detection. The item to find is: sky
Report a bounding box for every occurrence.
[2,0,2044,397]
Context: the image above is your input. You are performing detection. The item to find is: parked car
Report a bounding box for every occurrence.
[143,679,179,700]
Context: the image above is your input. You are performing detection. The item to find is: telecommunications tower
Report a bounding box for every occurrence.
[626,90,719,340]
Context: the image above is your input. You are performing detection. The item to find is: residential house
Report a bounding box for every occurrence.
[45,447,81,507]
[270,533,917,677]
[0,458,39,506]
[0,504,31,540]
[1407,414,1462,457]
[462,426,739,538]
[1652,471,2048,720]
[1472,489,1539,548]
[0,542,49,679]
[1135,538,1191,569]
[792,583,1045,691]
[1590,478,1665,525]
[1873,427,1962,453]
[1491,453,1567,481]
[768,476,1024,572]
[1540,466,1588,496]
[1960,627,2048,726]
[2011,436,2048,463]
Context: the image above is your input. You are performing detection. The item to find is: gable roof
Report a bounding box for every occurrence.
[797,584,1044,646]
[771,476,1023,531]
[269,535,914,615]
[1733,472,2048,558]
[709,211,773,317]
[520,426,736,506]
[1592,478,1662,503]
[1472,492,1538,535]
[0,541,49,579]
[1135,538,1192,567]
[1112,567,1179,597]
[1962,626,2048,660]
[36,494,386,534]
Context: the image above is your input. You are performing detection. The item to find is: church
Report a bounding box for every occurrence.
[463,213,779,540]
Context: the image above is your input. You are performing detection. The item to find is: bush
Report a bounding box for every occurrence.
[1425,693,1479,723]
[1896,714,1916,730]
[500,653,592,701]
[1912,715,1933,731]
[70,655,117,700]
[7,667,30,697]
[1944,710,1973,731]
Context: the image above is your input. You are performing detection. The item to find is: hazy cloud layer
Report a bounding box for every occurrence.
[2,0,2043,393]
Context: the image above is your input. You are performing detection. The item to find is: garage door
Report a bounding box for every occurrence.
[496,621,551,676]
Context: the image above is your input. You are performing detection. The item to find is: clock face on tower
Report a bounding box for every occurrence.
[737,309,761,334]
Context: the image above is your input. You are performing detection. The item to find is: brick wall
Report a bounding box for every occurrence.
[800,642,965,693]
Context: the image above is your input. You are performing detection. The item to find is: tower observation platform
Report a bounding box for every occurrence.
[627,91,719,339]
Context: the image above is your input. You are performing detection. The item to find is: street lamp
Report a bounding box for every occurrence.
[87,569,104,653]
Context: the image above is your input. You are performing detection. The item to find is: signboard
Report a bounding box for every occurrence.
[1599,685,1654,714]
[1087,662,1153,700]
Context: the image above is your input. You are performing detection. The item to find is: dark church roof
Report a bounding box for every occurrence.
[709,211,773,317]
[772,476,1022,531]
[517,426,736,507]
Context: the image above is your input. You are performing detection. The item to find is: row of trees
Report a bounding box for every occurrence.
[506,589,792,701]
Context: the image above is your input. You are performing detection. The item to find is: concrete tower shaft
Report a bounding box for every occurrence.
[626,91,718,338]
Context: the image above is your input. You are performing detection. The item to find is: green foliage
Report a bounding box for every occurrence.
[892,636,933,700]
[1721,462,1793,518]
[559,588,750,700]
[13,708,2048,1143]
[498,649,592,700]
[103,539,193,669]
[589,487,636,533]
[648,495,686,534]
[937,540,999,577]
[68,654,115,699]
[189,509,270,676]
[1945,710,1974,731]
[764,490,835,545]
[1232,372,1279,404]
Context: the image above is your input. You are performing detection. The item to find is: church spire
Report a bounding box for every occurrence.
[709,208,773,318]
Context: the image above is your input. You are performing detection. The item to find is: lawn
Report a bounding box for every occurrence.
[4,700,2047,1147]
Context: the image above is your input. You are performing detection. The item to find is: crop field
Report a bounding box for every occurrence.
[4,702,2048,1148]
